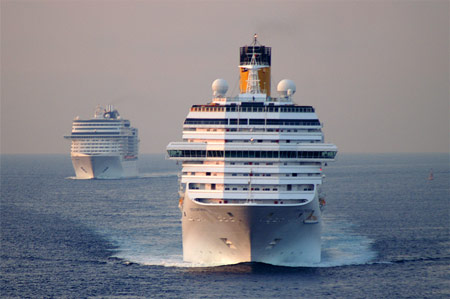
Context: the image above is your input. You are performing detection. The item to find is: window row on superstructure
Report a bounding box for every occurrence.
[185,140,322,144]
[72,149,122,153]
[182,161,322,166]
[72,140,124,144]
[71,132,123,135]
[71,145,122,149]
[72,137,137,142]
[183,128,322,134]
[168,150,336,159]
[72,145,122,149]
[188,183,314,191]
[184,118,320,126]
[73,123,124,127]
[190,105,314,113]
[72,147,138,153]
[72,128,121,131]
[73,120,123,123]
[183,172,321,178]
[71,138,138,155]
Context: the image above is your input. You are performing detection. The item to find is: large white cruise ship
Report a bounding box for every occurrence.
[167,35,337,266]
[65,105,139,179]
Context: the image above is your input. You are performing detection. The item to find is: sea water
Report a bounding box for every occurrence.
[1,153,449,298]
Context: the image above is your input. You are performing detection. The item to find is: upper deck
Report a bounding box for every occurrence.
[65,105,137,139]
[190,103,315,113]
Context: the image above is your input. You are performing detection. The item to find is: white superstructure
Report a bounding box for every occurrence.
[65,105,139,179]
[167,35,337,266]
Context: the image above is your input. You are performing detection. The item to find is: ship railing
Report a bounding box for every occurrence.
[194,198,310,205]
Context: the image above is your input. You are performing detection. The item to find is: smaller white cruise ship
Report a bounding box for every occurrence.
[65,105,139,179]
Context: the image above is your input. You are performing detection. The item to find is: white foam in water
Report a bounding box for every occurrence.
[108,218,377,268]
[319,219,377,267]
[65,172,178,180]
[108,235,187,267]
[66,176,85,180]
[137,171,179,178]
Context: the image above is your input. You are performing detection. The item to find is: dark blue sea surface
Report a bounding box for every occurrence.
[1,153,449,298]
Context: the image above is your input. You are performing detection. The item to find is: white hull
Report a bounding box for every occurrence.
[71,155,138,179]
[181,192,322,266]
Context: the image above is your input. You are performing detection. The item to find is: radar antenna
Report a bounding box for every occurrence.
[251,33,261,46]
[94,105,104,119]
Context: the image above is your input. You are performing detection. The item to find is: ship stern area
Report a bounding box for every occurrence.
[180,193,322,267]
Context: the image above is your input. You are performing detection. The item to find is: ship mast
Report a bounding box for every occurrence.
[245,52,263,94]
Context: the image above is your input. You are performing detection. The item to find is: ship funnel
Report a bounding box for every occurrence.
[239,34,271,96]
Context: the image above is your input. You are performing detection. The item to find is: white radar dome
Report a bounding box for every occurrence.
[212,79,229,97]
[277,79,296,97]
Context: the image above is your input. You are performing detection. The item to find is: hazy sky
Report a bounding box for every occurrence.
[1,0,449,154]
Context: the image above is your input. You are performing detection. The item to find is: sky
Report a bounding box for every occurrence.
[1,0,449,154]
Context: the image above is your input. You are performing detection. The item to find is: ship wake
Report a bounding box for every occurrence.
[65,172,178,180]
[107,219,376,268]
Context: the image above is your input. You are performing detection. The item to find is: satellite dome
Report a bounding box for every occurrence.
[277,79,296,97]
[212,79,229,97]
